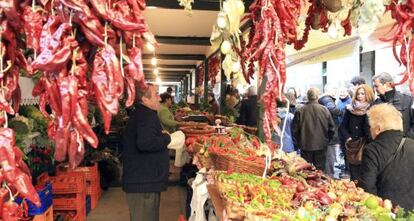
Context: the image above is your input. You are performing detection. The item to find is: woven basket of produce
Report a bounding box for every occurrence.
[178,121,208,127]
[210,153,231,171]
[179,125,215,137]
[226,155,266,176]
[190,142,204,154]
[224,199,246,220]
[196,152,214,169]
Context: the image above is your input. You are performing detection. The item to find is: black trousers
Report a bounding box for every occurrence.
[126,192,160,221]
[301,149,327,172]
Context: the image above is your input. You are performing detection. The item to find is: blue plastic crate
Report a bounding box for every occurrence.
[15,182,53,215]
[86,195,91,215]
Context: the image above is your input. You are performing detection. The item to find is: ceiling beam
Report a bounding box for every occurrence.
[147,0,254,11]
[144,71,190,75]
[143,54,206,60]
[156,36,210,46]
[143,64,196,69]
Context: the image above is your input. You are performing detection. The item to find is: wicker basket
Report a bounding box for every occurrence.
[226,155,266,176]
[210,153,231,171]
[180,125,215,136]
[224,199,246,220]
[196,153,214,169]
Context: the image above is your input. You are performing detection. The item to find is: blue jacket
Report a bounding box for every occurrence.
[272,108,295,152]
[336,96,352,124]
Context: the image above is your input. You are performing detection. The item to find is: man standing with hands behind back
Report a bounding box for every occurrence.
[122,84,171,221]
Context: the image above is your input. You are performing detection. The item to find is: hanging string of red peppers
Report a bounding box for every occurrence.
[0,0,156,217]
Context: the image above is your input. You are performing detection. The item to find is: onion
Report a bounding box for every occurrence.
[235,0,245,15]
[220,40,232,54]
[217,12,228,29]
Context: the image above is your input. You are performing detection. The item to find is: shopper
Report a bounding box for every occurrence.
[339,84,374,181]
[359,104,414,211]
[272,99,295,153]
[372,72,414,138]
[285,90,298,114]
[336,87,353,176]
[318,86,341,178]
[158,93,178,133]
[122,84,171,221]
[208,92,220,115]
[336,87,352,125]
[292,88,335,171]
[237,86,258,127]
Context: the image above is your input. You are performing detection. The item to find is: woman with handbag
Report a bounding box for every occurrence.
[359,104,414,211]
[339,84,374,181]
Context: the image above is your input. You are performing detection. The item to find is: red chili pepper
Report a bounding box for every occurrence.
[22,6,43,54]
[42,77,62,116]
[54,123,71,162]
[2,201,20,221]
[7,169,41,207]
[72,103,98,148]
[68,130,85,169]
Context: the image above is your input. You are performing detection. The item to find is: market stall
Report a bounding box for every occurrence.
[0,0,413,219]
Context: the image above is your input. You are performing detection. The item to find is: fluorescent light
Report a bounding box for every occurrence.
[146,42,155,52]
[151,57,157,66]
[156,76,162,85]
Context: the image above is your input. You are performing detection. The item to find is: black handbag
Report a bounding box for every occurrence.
[345,137,367,165]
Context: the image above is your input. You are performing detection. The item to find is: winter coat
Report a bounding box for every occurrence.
[374,89,414,139]
[359,130,414,210]
[272,108,295,152]
[336,96,352,124]
[291,101,335,151]
[122,103,171,193]
[319,95,341,144]
[339,109,370,142]
[236,95,258,127]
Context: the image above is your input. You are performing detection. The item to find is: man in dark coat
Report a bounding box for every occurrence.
[373,72,414,139]
[122,84,171,221]
[237,86,258,127]
[359,104,414,210]
[292,88,335,171]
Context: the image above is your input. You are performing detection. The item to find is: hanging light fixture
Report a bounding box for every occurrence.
[146,42,155,52]
[151,57,157,66]
[153,68,159,75]
[156,76,162,85]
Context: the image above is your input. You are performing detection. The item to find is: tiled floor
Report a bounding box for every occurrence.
[86,185,186,221]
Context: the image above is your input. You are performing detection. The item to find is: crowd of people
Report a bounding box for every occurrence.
[120,73,414,220]
[278,73,414,210]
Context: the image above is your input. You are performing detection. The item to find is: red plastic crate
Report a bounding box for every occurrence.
[33,206,53,221]
[53,193,86,211]
[57,163,98,181]
[50,175,86,194]
[54,209,86,221]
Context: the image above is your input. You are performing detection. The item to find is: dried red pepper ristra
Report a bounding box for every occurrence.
[22,6,43,53]
[2,21,17,65]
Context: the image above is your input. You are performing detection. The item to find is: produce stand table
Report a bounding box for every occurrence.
[207,184,242,221]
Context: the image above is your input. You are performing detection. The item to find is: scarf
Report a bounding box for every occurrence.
[347,101,370,116]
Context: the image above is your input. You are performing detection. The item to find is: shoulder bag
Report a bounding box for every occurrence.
[345,137,367,165]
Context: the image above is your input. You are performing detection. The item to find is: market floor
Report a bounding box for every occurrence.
[86,185,187,221]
